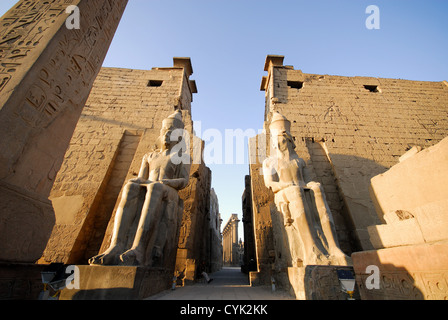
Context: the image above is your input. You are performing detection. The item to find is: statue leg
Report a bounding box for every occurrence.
[308,182,349,261]
[275,192,294,226]
[120,182,165,265]
[283,187,320,264]
[89,181,141,265]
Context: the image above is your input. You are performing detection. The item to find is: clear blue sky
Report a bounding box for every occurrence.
[1,1,447,240]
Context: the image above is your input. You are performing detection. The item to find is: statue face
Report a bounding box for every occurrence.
[271,131,290,152]
[160,124,177,150]
[277,132,289,152]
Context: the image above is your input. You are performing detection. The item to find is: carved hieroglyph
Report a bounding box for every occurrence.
[0,0,128,177]
[89,111,191,266]
[263,111,351,266]
[0,0,128,263]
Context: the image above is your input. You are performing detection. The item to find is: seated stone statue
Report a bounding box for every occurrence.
[263,111,350,266]
[89,110,190,266]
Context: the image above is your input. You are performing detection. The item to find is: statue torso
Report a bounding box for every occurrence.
[266,155,306,188]
[146,150,179,181]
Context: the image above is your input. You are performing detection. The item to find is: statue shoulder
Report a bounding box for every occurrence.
[263,156,276,167]
[294,157,306,167]
[143,150,159,161]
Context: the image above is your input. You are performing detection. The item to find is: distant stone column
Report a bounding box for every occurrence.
[232,217,239,244]
[231,216,240,265]
[222,214,240,266]
[0,0,128,263]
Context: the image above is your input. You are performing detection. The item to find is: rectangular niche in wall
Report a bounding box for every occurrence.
[287,81,304,90]
[148,80,163,87]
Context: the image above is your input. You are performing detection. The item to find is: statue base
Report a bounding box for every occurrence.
[60,265,172,300]
[352,243,448,300]
[287,265,360,300]
[0,263,47,300]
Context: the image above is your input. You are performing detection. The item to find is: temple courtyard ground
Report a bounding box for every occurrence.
[146,267,295,300]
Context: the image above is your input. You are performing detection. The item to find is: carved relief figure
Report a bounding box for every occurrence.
[89,111,190,266]
[263,111,350,266]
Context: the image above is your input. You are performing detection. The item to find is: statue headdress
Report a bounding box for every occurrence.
[162,110,184,129]
[269,111,291,133]
[269,111,295,150]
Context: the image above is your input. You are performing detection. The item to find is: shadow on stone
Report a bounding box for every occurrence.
[71,287,137,300]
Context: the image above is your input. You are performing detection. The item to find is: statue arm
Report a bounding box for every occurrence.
[130,153,150,183]
[161,162,191,190]
[298,158,306,175]
[263,159,288,193]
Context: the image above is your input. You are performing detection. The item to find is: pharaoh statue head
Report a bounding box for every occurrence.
[158,110,185,150]
[162,110,184,130]
[269,111,296,153]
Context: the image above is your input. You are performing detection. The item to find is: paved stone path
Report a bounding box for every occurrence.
[146,267,295,300]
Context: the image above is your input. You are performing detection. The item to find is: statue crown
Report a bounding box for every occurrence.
[269,111,291,133]
[163,110,184,129]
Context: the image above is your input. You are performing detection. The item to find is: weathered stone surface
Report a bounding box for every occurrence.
[368,218,425,249]
[352,137,448,300]
[0,182,55,262]
[352,243,448,300]
[174,159,215,284]
[241,175,256,274]
[59,265,172,300]
[287,265,360,300]
[209,188,223,273]
[368,136,448,249]
[0,263,47,300]
[0,0,128,263]
[247,134,276,286]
